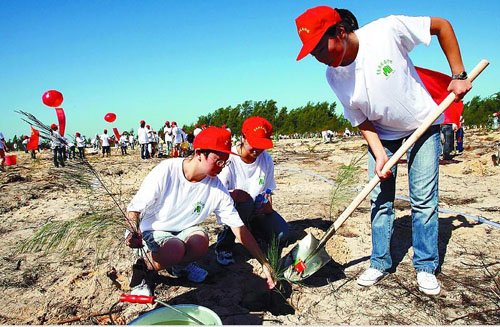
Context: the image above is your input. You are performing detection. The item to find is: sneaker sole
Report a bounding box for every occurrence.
[357,274,387,287]
[418,286,440,295]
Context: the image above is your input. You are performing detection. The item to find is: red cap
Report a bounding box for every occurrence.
[104,129,108,133]
[172,121,177,126]
[195,123,199,128]
[140,120,145,124]
[242,116,273,149]
[193,127,238,155]
[165,121,169,125]
[23,135,28,139]
[201,124,207,128]
[50,123,58,130]
[146,125,150,129]
[295,6,341,61]
[221,124,227,128]
[75,132,80,136]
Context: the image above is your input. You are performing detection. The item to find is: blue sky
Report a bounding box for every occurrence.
[1,0,499,139]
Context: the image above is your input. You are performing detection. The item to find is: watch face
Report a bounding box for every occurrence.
[453,71,468,80]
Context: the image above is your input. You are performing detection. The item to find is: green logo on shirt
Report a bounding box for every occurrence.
[258,175,265,185]
[193,201,205,214]
[376,59,395,79]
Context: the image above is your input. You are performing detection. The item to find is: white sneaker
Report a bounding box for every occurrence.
[357,268,387,286]
[130,279,152,297]
[417,272,440,295]
[215,250,235,265]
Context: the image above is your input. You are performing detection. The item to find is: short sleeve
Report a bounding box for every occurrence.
[391,15,431,53]
[213,187,244,227]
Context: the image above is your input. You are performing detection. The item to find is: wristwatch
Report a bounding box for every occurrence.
[452,71,468,80]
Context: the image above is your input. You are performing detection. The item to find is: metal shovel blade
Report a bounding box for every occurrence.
[283,233,332,282]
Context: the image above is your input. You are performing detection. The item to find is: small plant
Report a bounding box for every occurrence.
[266,233,287,284]
[329,152,366,220]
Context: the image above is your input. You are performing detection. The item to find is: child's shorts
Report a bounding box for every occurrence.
[133,225,207,257]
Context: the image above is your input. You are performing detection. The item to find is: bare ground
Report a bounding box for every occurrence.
[0,129,499,325]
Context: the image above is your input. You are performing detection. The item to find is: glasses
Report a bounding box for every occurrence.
[212,157,231,168]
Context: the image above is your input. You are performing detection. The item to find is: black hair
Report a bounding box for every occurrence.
[140,122,145,128]
[324,8,359,37]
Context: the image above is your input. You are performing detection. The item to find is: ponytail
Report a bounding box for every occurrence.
[324,8,359,37]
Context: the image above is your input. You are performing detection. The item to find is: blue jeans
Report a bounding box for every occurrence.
[215,198,289,252]
[440,124,454,160]
[140,143,150,159]
[368,125,441,274]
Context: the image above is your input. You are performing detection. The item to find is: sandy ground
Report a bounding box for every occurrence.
[0,129,499,325]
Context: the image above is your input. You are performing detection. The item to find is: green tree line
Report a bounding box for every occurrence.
[184,99,352,136]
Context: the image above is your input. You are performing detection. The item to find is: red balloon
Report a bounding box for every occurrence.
[104,113,116,122]
[42,90,63,107]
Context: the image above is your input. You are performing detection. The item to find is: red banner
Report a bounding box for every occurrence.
[26,126,39,151]
[415,66,464,127]
[55,107,66,136]
[113,127,121,140]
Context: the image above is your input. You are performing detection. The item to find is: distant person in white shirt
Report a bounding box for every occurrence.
[215,117,289,265]
[163,121,173,154]
[125,127,276,296]
[137,120,150,159]
[75,132,86,159]
[100,129,111,158]
[50,124,66,168]
[171,121,183,157]
[128,132,135,151]
[119,132,129,155]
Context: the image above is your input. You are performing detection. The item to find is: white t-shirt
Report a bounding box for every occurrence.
[127,158,244,232]
[137,127,149,144]
[193,128,202,137]
[218,146,276,200]
[129,135,135,144]
[326,15,442,140]
[100,134,111,147]
[22,139,29,145]
[76,136,86,147]
[164,127,173,143]
[0,132,4,150]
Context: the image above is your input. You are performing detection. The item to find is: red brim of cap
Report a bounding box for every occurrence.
[246,136,273,150]
[296,31,325,61]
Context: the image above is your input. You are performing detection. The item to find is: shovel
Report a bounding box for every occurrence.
[284,59,490,282]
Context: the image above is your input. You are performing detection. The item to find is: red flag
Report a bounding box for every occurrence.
[55,107,66,136]
[26,126,39,151]
[113,127,121,140]
[415,66,463,127]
